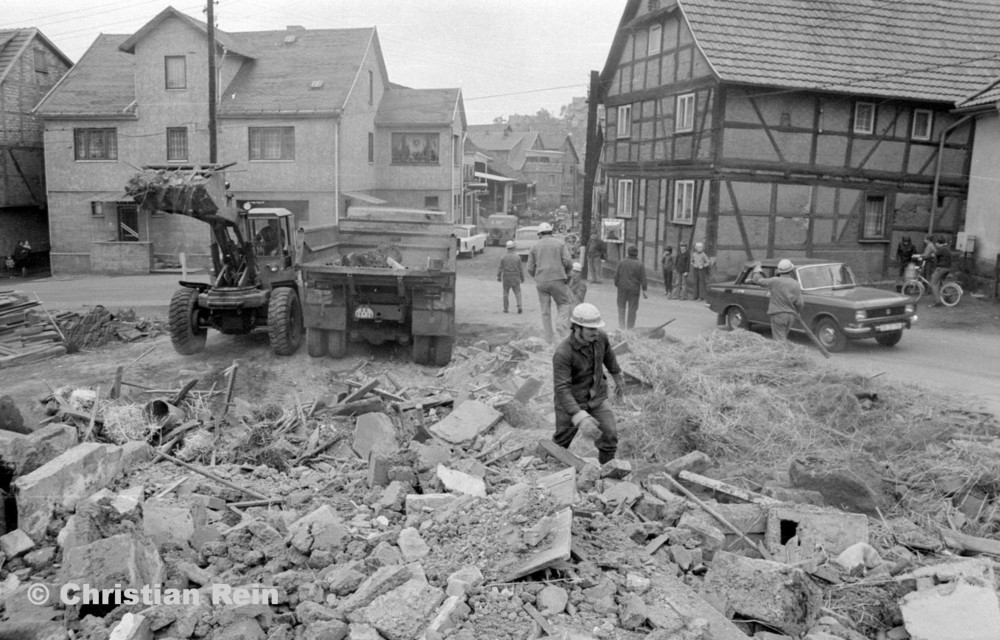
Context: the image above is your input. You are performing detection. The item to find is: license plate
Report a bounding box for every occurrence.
[354,305,375,320]
[876,322,904,332]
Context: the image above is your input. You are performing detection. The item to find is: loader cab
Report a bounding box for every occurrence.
[245,208,296,285]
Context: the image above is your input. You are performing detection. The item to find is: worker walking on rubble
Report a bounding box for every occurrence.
[497,240,524,314]
[750,259,803,342]
[552,303,624,465]
[527,222,574,342]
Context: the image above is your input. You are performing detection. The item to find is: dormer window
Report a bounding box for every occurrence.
[165,56,186,90]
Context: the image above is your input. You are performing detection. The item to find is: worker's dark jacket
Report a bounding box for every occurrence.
[553,330,621,415]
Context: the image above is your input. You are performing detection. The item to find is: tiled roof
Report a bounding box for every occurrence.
[217,28,374,116]
[611,0,1000,104]
[467,126,525,151]
[376,87,463,127]
[34,35,135,116]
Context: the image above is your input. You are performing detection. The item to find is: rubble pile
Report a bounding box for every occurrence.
[1,332,1000,639]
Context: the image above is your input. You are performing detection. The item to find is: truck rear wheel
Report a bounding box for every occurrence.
[412,336,432,365]
[306,328,327,357]
[268,288,303,356]
[169,287,206,355]
[430,336,454,367]
[327,330,347,358]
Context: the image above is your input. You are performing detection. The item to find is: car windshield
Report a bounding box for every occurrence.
[453,228,470,238]
[797,264,856,290]
[516,229,537,240]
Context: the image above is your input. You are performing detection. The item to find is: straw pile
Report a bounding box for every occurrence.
[614,330,1000,527]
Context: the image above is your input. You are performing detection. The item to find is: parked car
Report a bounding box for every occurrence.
[705,258,918,352]
[513,226,540,261]
[452,224,487,257]
[485,214,517,246]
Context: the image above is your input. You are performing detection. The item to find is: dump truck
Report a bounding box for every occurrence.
[124,164,304,356]
[298,207,457,366]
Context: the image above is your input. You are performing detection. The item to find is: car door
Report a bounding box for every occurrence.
[739,267,772,325]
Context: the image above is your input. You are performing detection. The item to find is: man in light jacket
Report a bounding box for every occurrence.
[527,222,573,342]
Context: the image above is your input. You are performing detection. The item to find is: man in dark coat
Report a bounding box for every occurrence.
[613,245,648,330]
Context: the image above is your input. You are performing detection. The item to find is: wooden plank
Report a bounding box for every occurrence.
[0,345,66,368]
[342,378,379,404]
[535,438,590,472]
[502,507,573,581]
[939,527,1000,557]
[677,470,781,505]
[393,393,453,412]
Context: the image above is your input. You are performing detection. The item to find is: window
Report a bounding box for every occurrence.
[91,202,104,217]
[368,70,374,105]
[33,50,47,73]
[912,109,933,141]
[672,180,695,224]
[368,132,374,163]
[165,56,186,90]
[676,93,695,132]
[617,179,634,218]
[861,195,888,240]
[424,196,439,209]
[616,105,632,139]
[74,128,117,161]
[648,24,662,56]
[854,102,875,134]
[166,127,188,162]
[249,126,295,161]
[548,175,555,186]
[392,133,439,164]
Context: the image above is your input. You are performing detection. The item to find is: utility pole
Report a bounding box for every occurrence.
[207,0,218,163]
[581,70,601,272]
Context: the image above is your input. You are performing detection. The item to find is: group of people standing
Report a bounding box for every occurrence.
[896,233,954,307]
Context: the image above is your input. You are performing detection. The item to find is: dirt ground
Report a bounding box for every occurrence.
[2,250,998,427]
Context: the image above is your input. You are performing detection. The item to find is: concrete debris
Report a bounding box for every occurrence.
[702,550,822,636]
[428,399,501,444]
[3,338,998,640]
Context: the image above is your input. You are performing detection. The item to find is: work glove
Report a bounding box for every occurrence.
[578,415,601,441]
[612,375,625,401]
[642,291,648,299]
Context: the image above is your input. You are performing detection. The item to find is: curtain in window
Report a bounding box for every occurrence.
[863,197,885,238]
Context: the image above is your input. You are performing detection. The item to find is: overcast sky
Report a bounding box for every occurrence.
[4,0,627,124]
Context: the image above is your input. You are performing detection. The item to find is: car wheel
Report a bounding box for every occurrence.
[814,317,847,352]
[724,306,748,331]
[875,330,903,347]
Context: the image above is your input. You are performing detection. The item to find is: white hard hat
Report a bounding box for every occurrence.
[570,303,605,329]
[506,240,515,249]
[537,222,553,234]
[776,259,794,274]
[694,242,704,251]
[572,262,582,271]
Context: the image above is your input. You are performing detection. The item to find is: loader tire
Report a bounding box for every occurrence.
[268,288,303,356]
[306,328,327,358]
[169,287,206,355]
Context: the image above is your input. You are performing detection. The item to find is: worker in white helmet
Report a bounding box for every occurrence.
[750,259,803,342]
[527,222,574,342]
[497,240,524,313]
[552,303,624,465]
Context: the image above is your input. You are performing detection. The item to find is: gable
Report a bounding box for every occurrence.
[376,87,463,127]
[34,35,135,117]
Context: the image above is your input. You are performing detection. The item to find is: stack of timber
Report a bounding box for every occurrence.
[0,291,67,368]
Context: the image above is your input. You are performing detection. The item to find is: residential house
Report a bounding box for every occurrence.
[34,6,464,275]
[468,124,586,215]
[0,29,71,261]
[957,84,1000,282]
[597,0,1000,282]
[463,138,530,221]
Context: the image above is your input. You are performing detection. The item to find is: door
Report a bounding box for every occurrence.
[117,204,139,242]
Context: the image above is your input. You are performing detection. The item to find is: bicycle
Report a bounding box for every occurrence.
[901,261,962,307]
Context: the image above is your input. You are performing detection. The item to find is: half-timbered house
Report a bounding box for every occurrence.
[599,0,1000,281]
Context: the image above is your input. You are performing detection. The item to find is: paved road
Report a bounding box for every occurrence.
[8,252,1000,418]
